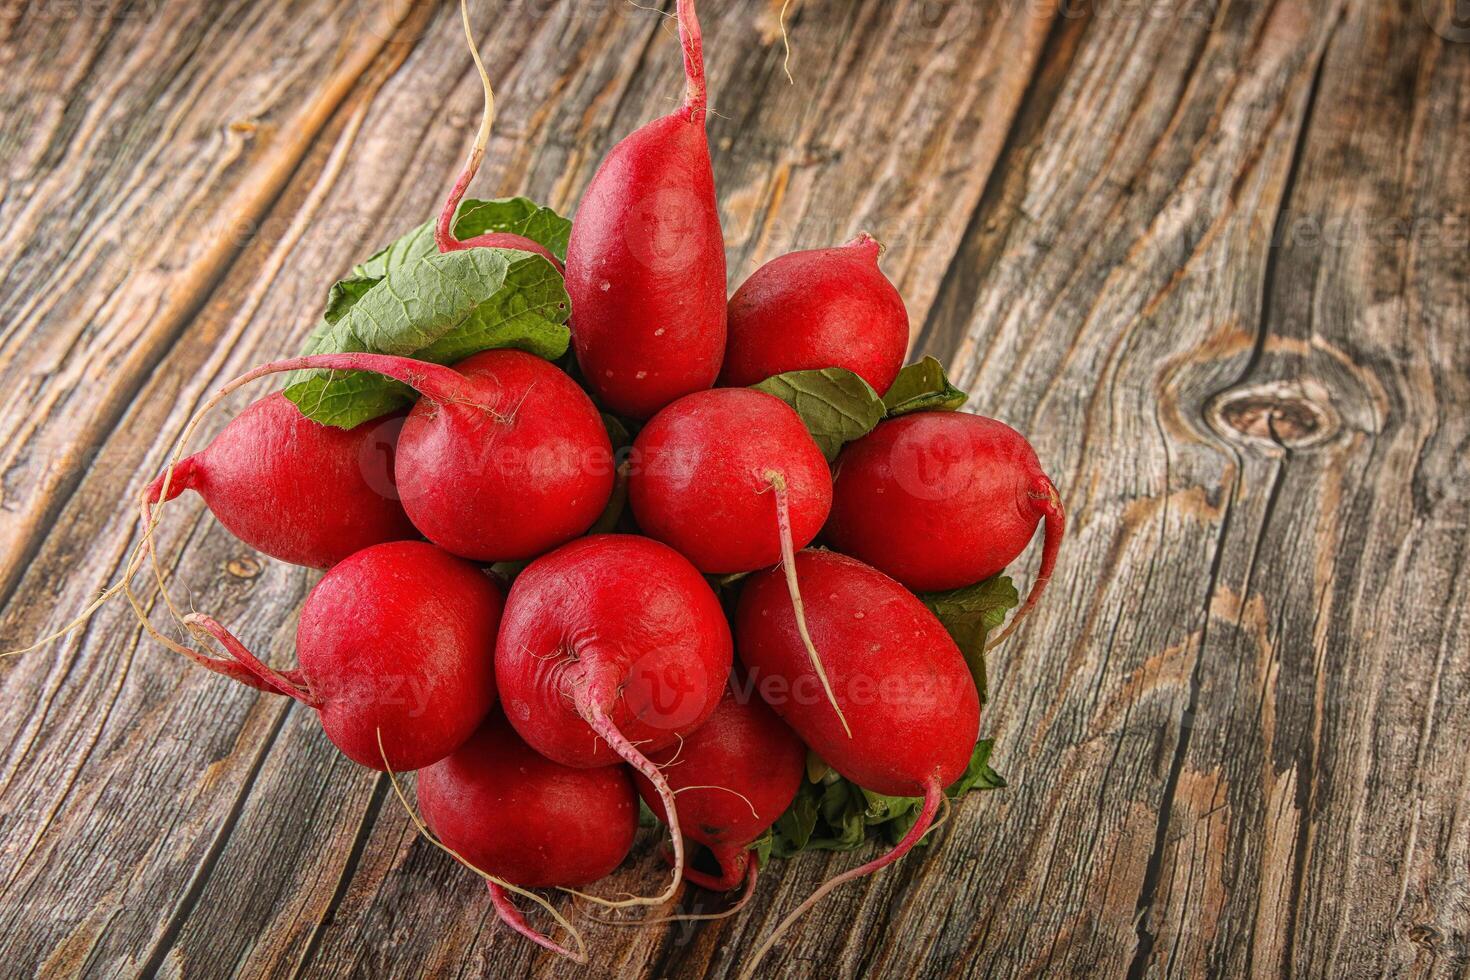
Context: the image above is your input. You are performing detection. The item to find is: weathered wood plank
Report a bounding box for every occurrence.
[1140,3,1470,977]
[903,0,1366,977]
[0,0,423,608]
[0,0,1464,977]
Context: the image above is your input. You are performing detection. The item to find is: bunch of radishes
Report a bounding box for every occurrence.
[34,1,1065,968]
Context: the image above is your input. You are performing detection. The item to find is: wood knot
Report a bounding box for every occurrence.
[1207,380,1339,450]
[226,556,263,580]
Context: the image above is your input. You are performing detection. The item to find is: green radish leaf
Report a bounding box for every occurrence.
[921,575,1019,705]
[285,247,570,428]
[805,751,833,784]
[774,784,819,853]
[765,738,1008,859]
[883,356,969,416]
[752,367,885,461]
[454,197,572,261]
[752,830,774,867]
[352,197,571,281]
[322,275,380,324]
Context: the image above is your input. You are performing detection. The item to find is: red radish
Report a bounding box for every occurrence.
[393,348,612,561]
[634,686,805,896]
[417,711,637,959]
[185,540,502,771]
[433,0,563,271]
[154,349,612,563]
[563,0,726,419]
[719,234,909,394]
[627,386,849,733]
[826,411,1064,645]
[142,393,414,569]
[734,549,979,969]
[495,534,732,905]
[628,388,829,574]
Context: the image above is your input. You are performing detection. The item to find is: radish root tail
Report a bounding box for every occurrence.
[436,0,495,253]
[488,882,584,961]
[987,476,1065,651]
[778,0,794,84]
[739,777,944,979]
[183,613,320,707]
[599,852,757,925]
[764,470,851,738]
[568,698,684,908]
[377,729,588,964]
[676,0,707,118]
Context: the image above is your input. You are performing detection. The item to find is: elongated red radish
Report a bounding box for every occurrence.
[417,712,637,958]
[141,393,414,569]
[634,685,805,895]
[186,540,501,771]
[433,0,564,271]
[563,0,726,419]
[719,234,908,394]
[627,387,848,733]
[495,534,732,906]
[826,411,1064,645]
[734,549,978,968]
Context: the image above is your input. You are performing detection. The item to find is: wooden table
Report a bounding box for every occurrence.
[1,1,1465,976]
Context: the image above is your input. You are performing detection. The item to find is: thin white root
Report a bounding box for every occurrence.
[672,784,759,822]
[377,729,587,963]
[594,858,759,926]
[460,0,495,160]
[3,363,267,660]
[764,470,852,737]
[562,699,684,909]
[778,0,794,83]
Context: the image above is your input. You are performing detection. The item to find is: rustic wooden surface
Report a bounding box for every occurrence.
[0,0,1465,976]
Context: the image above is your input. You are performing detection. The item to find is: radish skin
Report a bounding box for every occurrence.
[634,686,805,894]
[734,550,979,960]
[563,0,726,419]
[495,535,733,906]
[142,393,414,569]
[720,234,908,394]
[628,387,849,732]
[826,411,1065,643]
[418,712,637,957]
[149,349,613,563]
[186,541,502,771]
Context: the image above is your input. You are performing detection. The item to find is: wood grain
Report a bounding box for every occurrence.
[0,0,1464,977]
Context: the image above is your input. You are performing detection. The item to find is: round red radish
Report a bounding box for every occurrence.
[148,351,613,564]
[719,234,909,395]
[395,349,613,561]
[826,411,1064,643]
[144,393,414,569]
[495,534,731,904]
[627,386,848,736]
[564,0,726,419]
[734,550,979,968]
[628,388,830,574]
[185,541,501,772]
[634,685,805,892]
[418,711,636,958]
